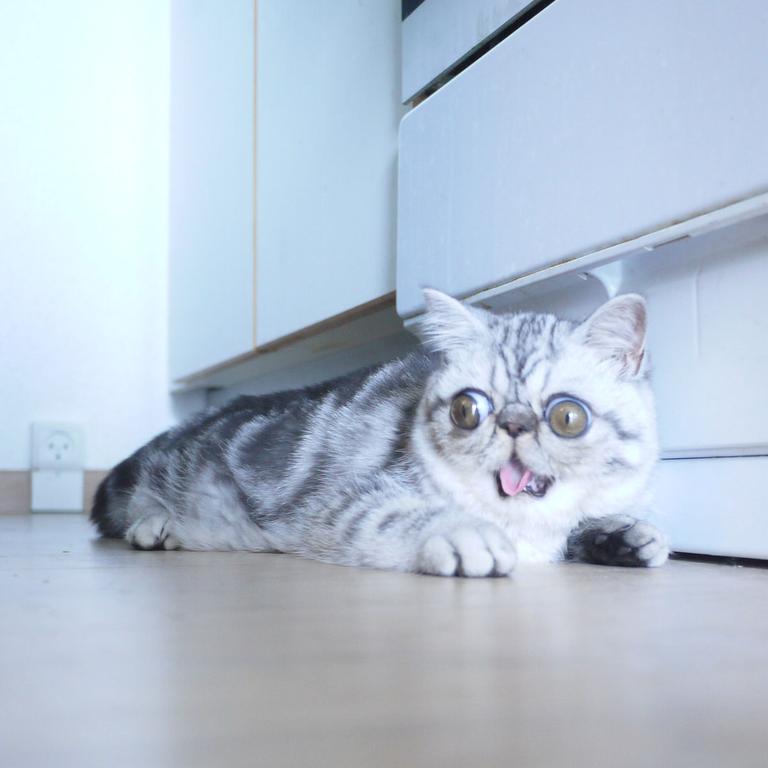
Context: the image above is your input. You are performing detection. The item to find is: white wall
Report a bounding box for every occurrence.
[0,0,198,470]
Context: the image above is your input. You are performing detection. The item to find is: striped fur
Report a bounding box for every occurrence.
[91,290,666,576]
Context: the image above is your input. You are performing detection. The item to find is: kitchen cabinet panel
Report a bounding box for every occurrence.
[398,0,768,319]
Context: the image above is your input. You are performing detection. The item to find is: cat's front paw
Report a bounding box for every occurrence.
[568,515,669,567]
[417,521,516,577]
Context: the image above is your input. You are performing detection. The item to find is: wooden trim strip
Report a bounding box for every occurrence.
[0,472,30,515]
[175,291,397,386]
[252,0,259,349]
[0,470,109,515]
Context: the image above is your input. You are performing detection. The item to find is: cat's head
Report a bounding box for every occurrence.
[415,289,658,518]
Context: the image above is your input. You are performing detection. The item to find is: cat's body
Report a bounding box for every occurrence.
[92,291,668,576]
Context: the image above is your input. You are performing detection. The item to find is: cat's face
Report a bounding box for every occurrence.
[416,290,658,519]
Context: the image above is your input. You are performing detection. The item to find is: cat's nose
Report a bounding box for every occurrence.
[502,421,532,438]
[499,406,537,437]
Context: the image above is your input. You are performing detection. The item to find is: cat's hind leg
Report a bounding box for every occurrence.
[126,513,180,551]
[121,486,181,551]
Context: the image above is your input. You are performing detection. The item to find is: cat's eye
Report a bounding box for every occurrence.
[450,390,493,430]
[545,396,591,438]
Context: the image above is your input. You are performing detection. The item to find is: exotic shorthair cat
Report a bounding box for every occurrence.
[91,290,668,577]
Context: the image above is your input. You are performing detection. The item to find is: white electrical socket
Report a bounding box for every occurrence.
[31,423,85,470]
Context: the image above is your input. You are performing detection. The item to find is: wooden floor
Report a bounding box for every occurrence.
[2,514,767,768]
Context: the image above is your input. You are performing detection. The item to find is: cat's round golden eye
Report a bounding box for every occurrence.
[450,390,493,430]
[546,397,591,438]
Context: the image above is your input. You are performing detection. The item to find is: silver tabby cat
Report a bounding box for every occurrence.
[91,289,668,576]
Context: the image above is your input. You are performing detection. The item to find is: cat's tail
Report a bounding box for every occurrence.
[90,455,140,538]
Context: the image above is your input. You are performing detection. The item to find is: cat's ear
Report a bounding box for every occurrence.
[418,288,489,355]
[578,294,647,377]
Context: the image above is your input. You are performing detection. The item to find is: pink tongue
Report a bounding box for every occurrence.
[499,460,533,497]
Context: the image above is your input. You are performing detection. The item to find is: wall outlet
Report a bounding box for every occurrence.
[31,423,85,470]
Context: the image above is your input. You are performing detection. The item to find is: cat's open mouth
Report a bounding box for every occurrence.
[496,458,553,499]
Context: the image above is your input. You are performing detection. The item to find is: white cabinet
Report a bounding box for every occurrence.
[170,0,255,380]
[649,457,768,560]
[170,0,400,383]
[254,1,400,347]
[628,223,768,457]
[397,0,768,559]
[397,0,768,319]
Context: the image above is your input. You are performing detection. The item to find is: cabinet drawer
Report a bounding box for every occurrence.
[649,457,768,559]
[397,0,768,318]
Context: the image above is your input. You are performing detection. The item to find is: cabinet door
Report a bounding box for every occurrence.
[254,0,400,347]
[171,0,400,378]
[170,0,255,380]
[397,0,768,319]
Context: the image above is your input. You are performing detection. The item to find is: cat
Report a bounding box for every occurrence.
[91,289,668,576]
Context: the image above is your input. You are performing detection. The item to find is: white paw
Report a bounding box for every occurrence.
[417,521,516,577]
[126,514,178,551]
